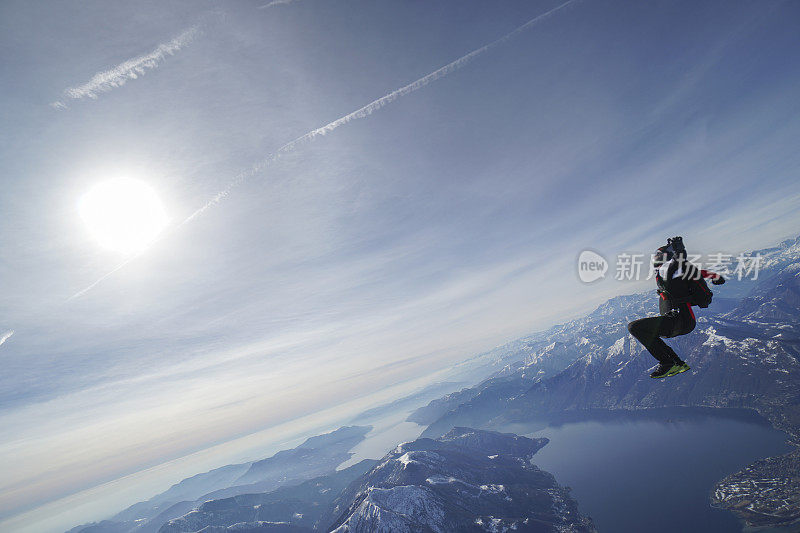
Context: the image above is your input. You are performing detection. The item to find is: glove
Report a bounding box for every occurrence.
[712,276,725,285]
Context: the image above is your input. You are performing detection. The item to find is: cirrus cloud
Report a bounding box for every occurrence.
[51,25,201,109]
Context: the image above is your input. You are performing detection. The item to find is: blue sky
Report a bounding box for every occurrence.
[2,0,800,531]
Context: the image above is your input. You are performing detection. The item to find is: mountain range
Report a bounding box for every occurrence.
[157,428,594,533]
[70,236,800,532]
[70,426,371,533]
[419,237,800,442]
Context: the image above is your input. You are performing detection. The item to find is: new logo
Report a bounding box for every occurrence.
[578,250,608,283]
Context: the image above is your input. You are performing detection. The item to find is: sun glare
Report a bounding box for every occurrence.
[79,177,168,254]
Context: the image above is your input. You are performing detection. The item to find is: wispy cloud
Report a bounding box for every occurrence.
[68,0,579,299]
[51,26,200,109]
[258,0,299,8]
[0,331,13,348]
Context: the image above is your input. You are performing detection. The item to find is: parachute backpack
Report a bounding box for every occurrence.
[687,275,713,308]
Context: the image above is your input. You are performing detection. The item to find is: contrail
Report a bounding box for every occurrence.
[71,0,578,298]
[183,0,579,224]
[69,256,141,300]
[51,25,201,109]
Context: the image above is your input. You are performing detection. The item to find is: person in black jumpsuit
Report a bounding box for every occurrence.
[627,237,725,378]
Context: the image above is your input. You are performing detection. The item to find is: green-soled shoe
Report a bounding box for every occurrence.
[666,363,690,377]
[650,362,674,379]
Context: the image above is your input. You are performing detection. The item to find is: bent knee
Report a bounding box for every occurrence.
[670,320,696,338]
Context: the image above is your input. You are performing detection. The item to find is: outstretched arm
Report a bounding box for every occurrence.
[701,269,726,284]
[669,237,725,285]
[683,262,725,284]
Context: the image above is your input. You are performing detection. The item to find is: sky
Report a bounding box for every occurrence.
[2,0,800,531]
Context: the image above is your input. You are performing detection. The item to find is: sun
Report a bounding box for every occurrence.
[79,177,168,254]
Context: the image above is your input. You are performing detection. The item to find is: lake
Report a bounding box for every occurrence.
[338,412,425,470]
[500,408,793,533]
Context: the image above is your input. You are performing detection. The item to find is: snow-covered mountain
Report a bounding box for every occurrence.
[324,427,595,533]
[419,237,800,440]
[234,427,370,487]
[69,427,371,533]
[158,428,594,532]
[71,236,800,533]
[159,460,378,533]
[408,238,800,528]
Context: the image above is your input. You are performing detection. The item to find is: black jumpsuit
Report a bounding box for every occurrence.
[627,256,700,365]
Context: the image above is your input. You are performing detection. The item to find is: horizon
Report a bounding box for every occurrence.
[2,1,800,531]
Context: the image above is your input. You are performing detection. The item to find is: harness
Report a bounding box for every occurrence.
[655,260,712,308]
